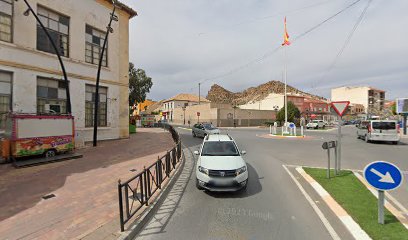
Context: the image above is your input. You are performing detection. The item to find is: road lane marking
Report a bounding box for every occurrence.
[282,165,341,240]
[177,127,191,131]
[296,167,371,240]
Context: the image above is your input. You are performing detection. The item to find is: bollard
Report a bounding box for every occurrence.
[281,126,284,136]
[294,126,297,136]
[269,125,272,134]
[301,126,304,136]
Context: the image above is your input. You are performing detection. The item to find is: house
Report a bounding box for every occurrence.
[162,93,210,121]
[0,0,137,142]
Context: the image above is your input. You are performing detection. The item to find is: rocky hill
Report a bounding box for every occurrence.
[207,81,326,105]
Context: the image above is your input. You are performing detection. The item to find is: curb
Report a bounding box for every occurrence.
[296,167,372,240]
[117,148,187,240]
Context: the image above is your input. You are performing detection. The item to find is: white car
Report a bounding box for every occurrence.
[194,134,248,192]
[357,120,400,144]
[306,120,326,129]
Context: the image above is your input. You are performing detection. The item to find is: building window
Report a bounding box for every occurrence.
[85,25,107,66]
[0,0,13,42]
[37,6,69,57]
[85,84,107,127]
[37,77,67,114]
[0,71,12,130]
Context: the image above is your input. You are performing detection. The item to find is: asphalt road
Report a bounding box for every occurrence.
[134,125,408,240]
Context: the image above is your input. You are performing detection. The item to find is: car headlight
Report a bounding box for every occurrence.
[198,166,209,175]
[236,166,247,176]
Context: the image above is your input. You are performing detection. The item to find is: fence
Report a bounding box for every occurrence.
[118,124,182,232]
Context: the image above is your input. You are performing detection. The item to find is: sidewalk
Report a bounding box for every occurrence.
[0,128,174,240]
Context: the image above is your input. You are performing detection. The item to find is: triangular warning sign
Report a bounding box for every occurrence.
[331,101,350,116]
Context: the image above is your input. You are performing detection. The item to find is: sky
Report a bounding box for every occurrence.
[121,0,408,101]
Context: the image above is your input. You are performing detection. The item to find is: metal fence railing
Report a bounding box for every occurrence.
[118,124,182,232]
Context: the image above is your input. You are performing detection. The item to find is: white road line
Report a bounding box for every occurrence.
[177,127,191,131]
[297,167,372,240]
[282,165,341,240]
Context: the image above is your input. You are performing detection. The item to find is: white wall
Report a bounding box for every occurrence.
[239,93,284,110]
[331,87,369,112]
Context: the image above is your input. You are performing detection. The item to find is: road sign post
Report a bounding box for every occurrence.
[331,101,350,173]
[364,161,403,225]
[322,141,337,179]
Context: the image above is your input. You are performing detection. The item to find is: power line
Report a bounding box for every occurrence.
[190,0,363,88]
[311,0,372,94]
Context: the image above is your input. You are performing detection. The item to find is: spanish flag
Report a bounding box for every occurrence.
[282,17,291,46]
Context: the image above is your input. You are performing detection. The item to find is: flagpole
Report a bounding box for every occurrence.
[284,46,288,132]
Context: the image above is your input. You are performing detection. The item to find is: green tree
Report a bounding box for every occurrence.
[276,101,301,123]
[129,63,153,105]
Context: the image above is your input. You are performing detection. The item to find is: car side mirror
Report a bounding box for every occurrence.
[194,151,199,155]
[241,150,246,155]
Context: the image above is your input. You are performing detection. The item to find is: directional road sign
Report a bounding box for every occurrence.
[363,161,403,191]
[331,101,350,117]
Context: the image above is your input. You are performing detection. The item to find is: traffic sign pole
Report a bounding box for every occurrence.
[327,148,331,179]
[337,116,342,172]
[378,190,385,224]
[364,161,403,225]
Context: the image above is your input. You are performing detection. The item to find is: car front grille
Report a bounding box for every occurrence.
[208,169,236,177]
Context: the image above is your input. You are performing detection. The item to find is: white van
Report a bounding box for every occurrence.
[357,120,400,144]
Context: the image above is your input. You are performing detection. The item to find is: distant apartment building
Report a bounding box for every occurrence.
[162,94,210,121]
[331,86,385,114]
[0,0,136,141]
[303,98,330,120]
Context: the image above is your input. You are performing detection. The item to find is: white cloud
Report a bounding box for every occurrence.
[122,0,408,100]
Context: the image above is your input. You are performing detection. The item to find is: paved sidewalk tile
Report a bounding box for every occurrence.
[0,128,174,240]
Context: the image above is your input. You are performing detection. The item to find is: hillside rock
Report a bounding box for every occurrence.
[207,81,326,105]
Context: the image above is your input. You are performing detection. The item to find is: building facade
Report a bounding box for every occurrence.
[0,0,136,142]
[331,86,385,114]
[162,93,209,121]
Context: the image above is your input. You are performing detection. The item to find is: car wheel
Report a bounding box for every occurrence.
[196,179,203,190]
[44,149,56,158]
[192,131,196,137]
[392,141,398,145]
[365,135,370,143]
[240,180,248,192]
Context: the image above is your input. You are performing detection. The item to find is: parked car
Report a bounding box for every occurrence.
[357,120,400,144]
[194,134,248,192]
[306,120,326,129]
[192,123,220,138]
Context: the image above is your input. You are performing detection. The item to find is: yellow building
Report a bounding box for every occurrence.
[134,99,156,115]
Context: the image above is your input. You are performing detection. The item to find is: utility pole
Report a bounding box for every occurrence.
[198,83,201,105]
[93,1,118,147]
[18,0,71,114]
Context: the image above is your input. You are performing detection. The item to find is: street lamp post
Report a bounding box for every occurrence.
[16,0,71,114]
[182,107,186,125]
[93,1,118,147]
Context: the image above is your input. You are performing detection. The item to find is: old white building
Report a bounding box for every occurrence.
[0,0,136,141]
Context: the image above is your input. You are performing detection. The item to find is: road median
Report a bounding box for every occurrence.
[302,167,408,240]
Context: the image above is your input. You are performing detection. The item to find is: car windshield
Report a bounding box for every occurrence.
[372,122,396,130]
[203,123,216,130]
[201,141,239,156]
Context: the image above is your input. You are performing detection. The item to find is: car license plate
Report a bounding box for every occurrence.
[212,179,232,186]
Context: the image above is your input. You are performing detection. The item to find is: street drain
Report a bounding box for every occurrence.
[42,194,56,200]
[130,169,137,172]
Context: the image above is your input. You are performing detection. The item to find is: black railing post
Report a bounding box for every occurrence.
[156,158,161,189]
[140,174,144,206]
[172,148,176,168]
[143,167,149,206]
[125,185,130,219]
[118,180,124,232]
[166,152,170,177]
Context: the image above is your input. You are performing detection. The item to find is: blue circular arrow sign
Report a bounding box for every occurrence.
[289,123,295,129]
[363,161,403,191]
